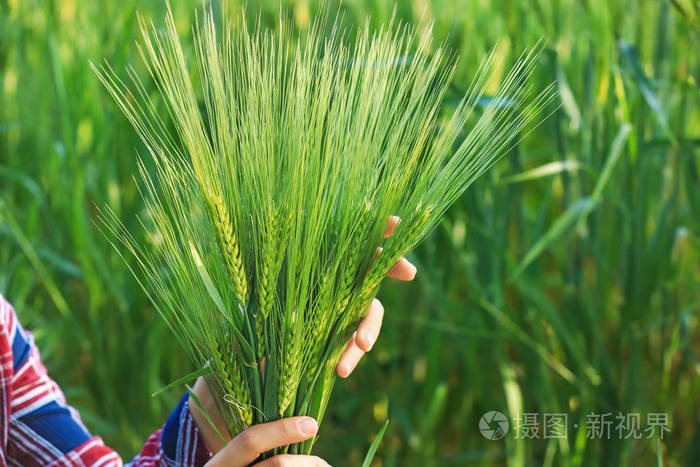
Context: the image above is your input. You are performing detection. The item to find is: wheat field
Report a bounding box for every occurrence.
[1,0,699,465]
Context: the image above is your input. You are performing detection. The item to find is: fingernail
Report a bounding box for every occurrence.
[299,418,318,436]
[341,362,352,377]
[364,331,375,349]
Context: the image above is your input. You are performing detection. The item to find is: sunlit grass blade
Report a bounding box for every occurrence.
[361,419,390,467]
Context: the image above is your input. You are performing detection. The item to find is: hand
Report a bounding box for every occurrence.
[193,215,416,455]
[336,215,417,378]
[205,416,330,467]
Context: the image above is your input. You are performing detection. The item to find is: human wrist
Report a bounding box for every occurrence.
[188,377,229,454]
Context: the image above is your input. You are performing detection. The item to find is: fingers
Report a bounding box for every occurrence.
[336,299,384,378]
[354,298,384,352]
[208,417,318,467]
[386,257,416,281]
[334,214,415,380]
[383,215,400,238]
[336,332,365,378]
[374,246,416,281]
[255,455,331,467]
[381,216,417,281]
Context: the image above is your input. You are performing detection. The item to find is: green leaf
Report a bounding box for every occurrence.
[478,298,578,384]
[499,160,581,185]
[151,366,213,397]
[556,64,581,130]
[670,0,697,21]
[0,167,44,200]
[361,420,390,467]
[511,197,597,278]
[591,123,632,200]
[511,123,631,277]
[619,42,674,140]
[420,383,448,436]
[0,200,73,321]
[37,247,83,277]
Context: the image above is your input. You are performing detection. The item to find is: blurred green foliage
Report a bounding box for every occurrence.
[1,0,699,465]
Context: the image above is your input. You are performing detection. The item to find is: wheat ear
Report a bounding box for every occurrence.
[256,208,280,358]
[207,193,249,307]
[212,341,253,429]
[278,319,302,415]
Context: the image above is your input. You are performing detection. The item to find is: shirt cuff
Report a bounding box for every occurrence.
[160,393,212,466]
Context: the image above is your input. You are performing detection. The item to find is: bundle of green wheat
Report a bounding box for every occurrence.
[93,3,554,456]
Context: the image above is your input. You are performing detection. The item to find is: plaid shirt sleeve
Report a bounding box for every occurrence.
[0,294,212,467]
[125,395,212,467]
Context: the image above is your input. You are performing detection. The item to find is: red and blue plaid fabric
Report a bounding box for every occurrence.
[0,294,212,466]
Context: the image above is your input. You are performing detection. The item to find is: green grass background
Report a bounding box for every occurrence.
[1,0,699,465]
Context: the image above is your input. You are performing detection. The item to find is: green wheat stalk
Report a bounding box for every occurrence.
[92,1,557,456]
